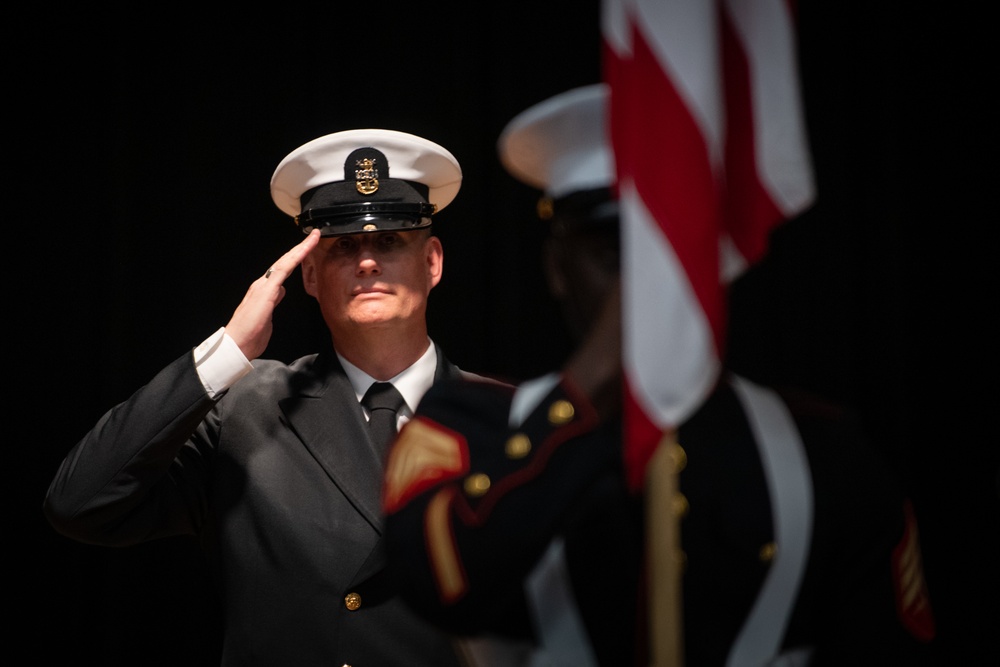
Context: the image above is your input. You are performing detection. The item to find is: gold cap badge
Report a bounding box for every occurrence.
[355,157,379,195]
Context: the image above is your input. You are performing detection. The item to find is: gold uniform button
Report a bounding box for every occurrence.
[344,592,362,611]
[759,542,778,563]
[464,473,491,497]
[672,493,689,518]
[505,433,531,459]
[537,196,554,220]
[548,399,575,425]
[669,442,687,472]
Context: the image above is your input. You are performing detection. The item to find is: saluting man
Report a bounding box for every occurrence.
[45,129,488,666]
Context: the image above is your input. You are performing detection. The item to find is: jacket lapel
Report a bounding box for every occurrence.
[279,350,386,531]
[279,343,463,534]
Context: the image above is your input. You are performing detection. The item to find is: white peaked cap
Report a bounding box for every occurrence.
[497,83,614,199]
[271,128,462,218]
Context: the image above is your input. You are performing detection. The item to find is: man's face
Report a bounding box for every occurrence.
[301,229,443,334]
[545,224,620,343]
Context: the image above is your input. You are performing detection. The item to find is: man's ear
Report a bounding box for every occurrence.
[301,253,318,297]
[426,235,444,289]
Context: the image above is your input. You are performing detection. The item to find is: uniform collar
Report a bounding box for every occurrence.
[337,338,438,417]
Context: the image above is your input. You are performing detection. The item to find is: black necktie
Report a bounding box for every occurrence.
[362,382,405,456]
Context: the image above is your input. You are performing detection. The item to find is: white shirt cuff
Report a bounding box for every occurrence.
[193,327,253,398]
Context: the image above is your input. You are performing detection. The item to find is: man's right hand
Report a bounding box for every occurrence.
[224,229,320,360]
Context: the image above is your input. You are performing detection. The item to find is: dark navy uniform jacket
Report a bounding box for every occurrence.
[45,341,467,667]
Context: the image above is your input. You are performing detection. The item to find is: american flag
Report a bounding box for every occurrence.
[602,3,816,661]
[601,0,816,492]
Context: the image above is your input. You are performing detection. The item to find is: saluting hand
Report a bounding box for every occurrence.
[224,229,321,360]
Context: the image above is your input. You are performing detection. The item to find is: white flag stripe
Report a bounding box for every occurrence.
[725,0,816,214]
[622,180,719,427]
[720,232,749,283]
[600,0,631,60]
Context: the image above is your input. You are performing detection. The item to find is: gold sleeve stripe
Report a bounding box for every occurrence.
[891,500,936,641]
[425,486,468,604]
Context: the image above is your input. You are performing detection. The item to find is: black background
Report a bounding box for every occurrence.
[13,3,995,664]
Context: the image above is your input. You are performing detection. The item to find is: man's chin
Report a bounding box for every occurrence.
[348,308,397,327]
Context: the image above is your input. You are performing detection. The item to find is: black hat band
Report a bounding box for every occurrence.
[296,201,436,236]
[543,187,619,231]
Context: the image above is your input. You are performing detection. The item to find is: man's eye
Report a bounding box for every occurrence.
[377,234,400,250]
[335,238,358,252]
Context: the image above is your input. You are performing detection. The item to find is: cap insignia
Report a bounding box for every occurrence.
[355,157,379,195]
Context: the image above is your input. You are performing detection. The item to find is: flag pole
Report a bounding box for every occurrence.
[646,431,686,666]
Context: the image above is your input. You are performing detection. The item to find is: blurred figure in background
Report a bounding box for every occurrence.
[382,84,937,666]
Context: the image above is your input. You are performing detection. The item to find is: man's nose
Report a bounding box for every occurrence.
[356,250,381,274]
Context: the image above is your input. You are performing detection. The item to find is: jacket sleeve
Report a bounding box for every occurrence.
[43,350,220,546]
[382,374,626,638]
[781,387,938,664]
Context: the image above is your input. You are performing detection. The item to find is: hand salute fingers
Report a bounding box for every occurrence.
[262,229,321,284]
[225,229,321,360]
